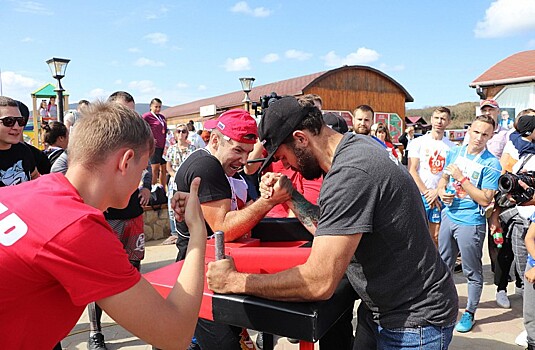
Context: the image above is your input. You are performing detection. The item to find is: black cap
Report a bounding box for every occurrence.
[323,112,348,134]
[258,96,314,174]
[517,114,535,136]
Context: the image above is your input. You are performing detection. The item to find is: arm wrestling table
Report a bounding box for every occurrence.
[144,218,357,350]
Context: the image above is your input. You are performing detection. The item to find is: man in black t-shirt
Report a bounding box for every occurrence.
[207,97,458,350]
[0,97,38,187]
[173,109,289,349]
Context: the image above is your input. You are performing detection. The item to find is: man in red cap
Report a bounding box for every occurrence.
[172,108,290,349]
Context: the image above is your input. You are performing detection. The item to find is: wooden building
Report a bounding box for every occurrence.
[470,50,535,114]
[162,65,413,141]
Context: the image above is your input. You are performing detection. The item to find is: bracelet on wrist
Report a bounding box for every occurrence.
[460,176,470,185]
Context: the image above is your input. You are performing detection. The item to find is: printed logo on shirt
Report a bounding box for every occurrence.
[0,160,28,186]
[0,202,28,246]
[429,150,446,175]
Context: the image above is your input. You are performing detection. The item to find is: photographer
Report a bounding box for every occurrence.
[490,111,535,346]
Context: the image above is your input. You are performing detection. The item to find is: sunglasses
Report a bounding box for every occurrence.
[0,116,27,127]
[177,129,188,134]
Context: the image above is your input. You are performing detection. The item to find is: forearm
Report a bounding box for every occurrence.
[222,198,275,241]
[460,181,494,207]
[526,226,535,257]
[166,162,175,180]
[228,264,333,302]
[286,189,319,235]
[408,160,427,194]
[142,162,152,189]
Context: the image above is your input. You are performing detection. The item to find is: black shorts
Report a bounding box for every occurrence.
[150,147,166,165]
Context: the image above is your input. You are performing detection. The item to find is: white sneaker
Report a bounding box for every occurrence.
[515,329,528,347]
[496,290,511,308]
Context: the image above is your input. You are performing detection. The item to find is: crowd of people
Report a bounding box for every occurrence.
[2,90,535,350]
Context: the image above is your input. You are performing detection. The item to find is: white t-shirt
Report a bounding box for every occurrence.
[407,133,456,191]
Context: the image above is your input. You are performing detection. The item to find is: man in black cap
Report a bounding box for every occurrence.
[323,112,348,134]
[207,96,458,349]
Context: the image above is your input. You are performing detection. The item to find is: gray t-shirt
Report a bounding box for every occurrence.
[316,133,458,328]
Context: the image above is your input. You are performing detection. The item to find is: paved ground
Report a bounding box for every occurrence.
[61,238,527,350]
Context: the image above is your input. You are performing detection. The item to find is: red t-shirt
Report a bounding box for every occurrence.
[0,173,141,349]
[266,161,322,218]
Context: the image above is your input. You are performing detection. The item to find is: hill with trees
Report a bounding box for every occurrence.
[407,101,479,129]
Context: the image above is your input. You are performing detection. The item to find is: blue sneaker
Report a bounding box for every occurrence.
[455,312,474,332]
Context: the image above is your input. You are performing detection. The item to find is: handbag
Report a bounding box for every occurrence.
[149,184,168,208]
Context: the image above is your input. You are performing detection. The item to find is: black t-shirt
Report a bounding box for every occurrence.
[174,149,231,238]
[0,143,36,187]
[25,143,51,175]
[104,189,143,220]
[316,133,458,328]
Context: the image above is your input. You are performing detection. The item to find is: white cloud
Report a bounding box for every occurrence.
[262,53,279,63]
[128,47,141,53]
[322,47,380,67]
[128,80,158,94]
[134,57,165,67]
[146,5,169,20]
[143,32,168,45]
[230,1,271,17]
[223,57,251,71]
[198,85,207,91]
[285,49,313,61]
[15,1,53,15]
[88,88,108,100]
[475,0,535,38]
[0,71,42,105]
[176,82,189,89]
[114,79,122,85]
[21,37,33,43]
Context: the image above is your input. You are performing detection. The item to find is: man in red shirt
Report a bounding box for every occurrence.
[0,101,207,350]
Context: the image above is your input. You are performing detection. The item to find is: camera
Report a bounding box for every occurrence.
[496,171,535,206]
[252,92,282,118]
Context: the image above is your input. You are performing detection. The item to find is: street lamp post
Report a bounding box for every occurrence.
[46,57,70,123]
[239,77,255,112]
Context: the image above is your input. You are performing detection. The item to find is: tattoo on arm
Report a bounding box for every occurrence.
[289,189,320,233]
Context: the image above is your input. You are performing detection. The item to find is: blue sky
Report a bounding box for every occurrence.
[1,0,535,110]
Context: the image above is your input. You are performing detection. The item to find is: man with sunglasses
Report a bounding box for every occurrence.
[0,96,38,187]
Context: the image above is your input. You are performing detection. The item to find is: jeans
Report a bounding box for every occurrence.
[354,303,454,350]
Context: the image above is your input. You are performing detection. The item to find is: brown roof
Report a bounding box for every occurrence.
[162,71,324,118]
[470,50,535,87]
[162,65,413,118]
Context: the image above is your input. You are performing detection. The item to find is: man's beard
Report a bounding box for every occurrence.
[355,125,370,135]
[291,144,323,180]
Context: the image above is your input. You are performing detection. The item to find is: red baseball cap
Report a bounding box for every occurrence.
[203,118,217,130]
[480,99,499,109]
[214,109,258,144]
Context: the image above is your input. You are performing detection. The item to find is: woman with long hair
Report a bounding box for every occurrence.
[375,124,401,162]
[162,123,197,245]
